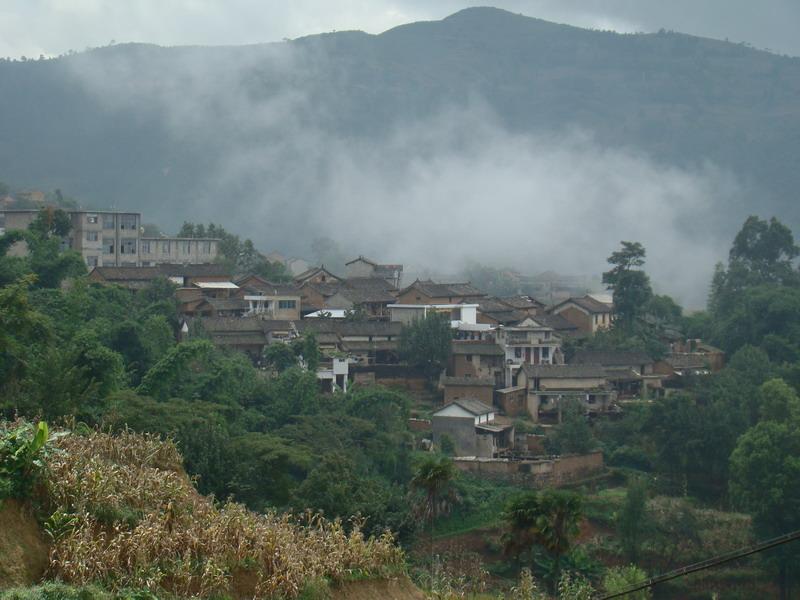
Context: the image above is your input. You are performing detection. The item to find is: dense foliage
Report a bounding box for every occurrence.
[177,221,291,281]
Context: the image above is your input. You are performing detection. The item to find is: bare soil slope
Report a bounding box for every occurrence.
[332,577,426,600]
[0,499,49,589]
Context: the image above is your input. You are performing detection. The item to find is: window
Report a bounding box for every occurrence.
[542,347,550,359]
[120,214,138,230]
[515,348,522,358]
[161,241,171,254]
[544,331,551,340]
[182,241,192,254]
[86,214,98,224]
[140,240,151,254]
[86,255,98,267]
[201,241,211,254]
[465,354,473,362]
[120,238,136,255]
[278,300,296,309]
[86,231,99,242]
[103,215,115,229]
[103,238,114,254]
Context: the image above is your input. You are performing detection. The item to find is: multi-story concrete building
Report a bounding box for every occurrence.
[495,316,565,387]
[0,208,219,268]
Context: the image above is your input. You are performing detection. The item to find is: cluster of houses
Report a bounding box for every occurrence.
[8,204,721,462]
[82,248,726,461]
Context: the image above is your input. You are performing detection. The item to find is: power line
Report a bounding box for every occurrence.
[599,529,800,599]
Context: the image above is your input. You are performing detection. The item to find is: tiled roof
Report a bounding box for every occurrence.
[401,279,486,299]
[552,295,612,314]
[296,320,403,337]
[451,398,494,415]
[529,313,579,331]
[342,277,397,291]
[335,287,397,304]
[499,295,545,310]
[345,255,378,267]
[191,317,264,332]
[571,350,653,366]
[522,364,607,379]
[301,281,341,297]
[441,376,495,387]
[293,266,340,283]
[90,266,164,281]
[90,263,231,282]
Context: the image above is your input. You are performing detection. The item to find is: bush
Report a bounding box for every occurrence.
[0,583,111,600]
[0,421,49,499]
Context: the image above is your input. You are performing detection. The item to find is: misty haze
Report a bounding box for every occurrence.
[1,3,800,599]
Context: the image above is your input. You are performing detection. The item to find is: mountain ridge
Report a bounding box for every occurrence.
[0,7,798,257]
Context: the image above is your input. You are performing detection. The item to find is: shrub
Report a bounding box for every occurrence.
[0,420,49,499]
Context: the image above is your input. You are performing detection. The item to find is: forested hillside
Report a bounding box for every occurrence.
[1,7,799,255]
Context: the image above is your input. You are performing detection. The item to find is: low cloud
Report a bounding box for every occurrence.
[67,42,737,308]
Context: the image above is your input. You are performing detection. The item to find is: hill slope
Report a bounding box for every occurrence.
[0,7,798,265]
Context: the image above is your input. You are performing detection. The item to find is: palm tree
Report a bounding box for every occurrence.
[504,489,583,591]
[410,454,458,572]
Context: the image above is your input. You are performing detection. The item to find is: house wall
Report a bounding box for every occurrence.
[451,354,502,379]
[554,305,592,333]
[350,364,428,390]
[396,288,434,304]
[497,386,527,417]
[538,376,607,390]
[345,261,375,278]
[299,285,328,312]
[452,355,478,378]
[139,238,218,265]
[476,434,496,458]
[304,271,337,285]
[242,295,301,320]
[443,384,494,407]
[432,415,477,456]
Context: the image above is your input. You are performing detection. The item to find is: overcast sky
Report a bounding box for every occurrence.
[2,0,799,59]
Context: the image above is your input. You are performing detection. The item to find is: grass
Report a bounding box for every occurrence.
[431,475,526,539]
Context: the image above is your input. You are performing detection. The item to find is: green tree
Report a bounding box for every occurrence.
[603,241,653,330]
[709,217,800,332]
[410,455,458,569]
[758,378,800,423]
[227,432,311,509]
[645,294,682,323]
[504,489,583,590]
[263,342,298,372]
[730,421,800,599]
[28,207,71,238]
[547,397,595,455]
[602,565,650,600]
[25,226,86,288]
[729,216,799,285]
[399,312,453,378]
[617,478,649,563]
[0,276,51,390]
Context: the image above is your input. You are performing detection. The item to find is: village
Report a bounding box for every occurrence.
[0,205,727,489]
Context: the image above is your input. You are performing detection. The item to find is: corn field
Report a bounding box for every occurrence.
[35,427,404,599]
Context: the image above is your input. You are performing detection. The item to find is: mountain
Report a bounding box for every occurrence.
[1,7,799,260]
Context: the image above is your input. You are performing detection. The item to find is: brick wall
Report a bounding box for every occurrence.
[453,451,603,488]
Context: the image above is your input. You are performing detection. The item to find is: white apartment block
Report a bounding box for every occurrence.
[0,209,219,268]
